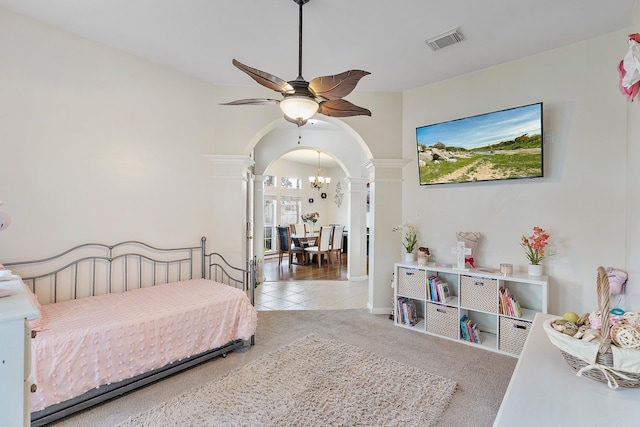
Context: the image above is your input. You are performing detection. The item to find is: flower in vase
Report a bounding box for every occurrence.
[392,223,418,253]
[521,226,549,265]
[301,212,319,223]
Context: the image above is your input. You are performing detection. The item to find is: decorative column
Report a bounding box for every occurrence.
[253,174,266,284]
[365,159,410,314]
[344,177,369,282]
[204,155,254,270]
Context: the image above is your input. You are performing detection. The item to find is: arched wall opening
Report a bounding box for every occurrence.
[250,118,371,287]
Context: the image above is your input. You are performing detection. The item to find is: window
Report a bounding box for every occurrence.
[280,195,302,225]
[281,176,301,189]
[263,173,303,255]
[264,196,276,253]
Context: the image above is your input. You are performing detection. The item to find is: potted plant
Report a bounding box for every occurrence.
[393,223,418,262]
[521,226,549,276]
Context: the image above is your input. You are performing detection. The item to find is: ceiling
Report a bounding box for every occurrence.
[0,0,635,93]
[1,1,635,168]
[280,145,334,168]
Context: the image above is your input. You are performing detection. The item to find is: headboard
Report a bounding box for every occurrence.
[5,237,255,305]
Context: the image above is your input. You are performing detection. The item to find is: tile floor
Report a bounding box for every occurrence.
[255,280,369,311]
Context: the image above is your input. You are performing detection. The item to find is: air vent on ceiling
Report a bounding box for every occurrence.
[425,28,464,51]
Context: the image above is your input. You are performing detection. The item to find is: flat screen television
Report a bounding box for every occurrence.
[416,102,543,186]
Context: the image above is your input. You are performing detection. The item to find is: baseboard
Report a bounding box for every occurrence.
[367,302,392,315]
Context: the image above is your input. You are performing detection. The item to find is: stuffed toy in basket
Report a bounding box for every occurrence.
[543,266,640,389]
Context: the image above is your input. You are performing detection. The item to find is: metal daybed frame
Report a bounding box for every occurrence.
[5,237,255,427]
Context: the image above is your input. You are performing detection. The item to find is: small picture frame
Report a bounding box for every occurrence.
[321,192,327,199]
[308,198,314,203]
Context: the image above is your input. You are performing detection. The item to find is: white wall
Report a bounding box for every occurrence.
[402,30,632,316]
[0,8,220,260]
[626,6,640,316]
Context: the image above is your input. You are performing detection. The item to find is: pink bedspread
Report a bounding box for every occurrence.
[29,279,257,412]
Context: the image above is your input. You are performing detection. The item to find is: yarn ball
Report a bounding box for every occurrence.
[611,324,640,349]
[622,312,640,328]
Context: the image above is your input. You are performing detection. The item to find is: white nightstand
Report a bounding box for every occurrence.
[0,276,41,427]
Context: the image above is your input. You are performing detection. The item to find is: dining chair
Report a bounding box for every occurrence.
[277,226,305,268]
[290,224,309,249]
[330,225,345,264]
[292,223,307,236]
[304,225,333,267]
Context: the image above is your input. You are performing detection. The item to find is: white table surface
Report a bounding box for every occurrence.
[0,276,40,322]
[494,312,640,426]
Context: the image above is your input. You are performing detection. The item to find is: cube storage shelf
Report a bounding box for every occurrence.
[394,262,548,357]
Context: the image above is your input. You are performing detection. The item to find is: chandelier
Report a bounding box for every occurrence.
[309,151,331,189]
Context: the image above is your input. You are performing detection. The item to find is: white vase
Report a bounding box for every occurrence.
[404,252,416,263]
[528,264,543,277]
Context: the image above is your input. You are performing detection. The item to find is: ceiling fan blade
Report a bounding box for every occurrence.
[309,70,371,100]
[232,59,294,94]
[220,98,280,106]
[318,99,371,118]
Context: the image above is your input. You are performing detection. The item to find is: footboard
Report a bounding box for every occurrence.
[204,245,256,313]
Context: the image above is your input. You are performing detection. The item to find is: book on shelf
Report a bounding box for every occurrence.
[472,322,482,343]
[460,314,482,344]
[460,315,470,341]
[428,276,451,303]
[438,282,451,303]
[397,297,419,326]
[498,287,522,318]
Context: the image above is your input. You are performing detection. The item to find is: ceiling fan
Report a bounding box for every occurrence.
[221,0,371,127]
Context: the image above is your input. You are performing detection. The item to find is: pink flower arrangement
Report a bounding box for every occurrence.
[521,226,549,265]
[618,33,640,102]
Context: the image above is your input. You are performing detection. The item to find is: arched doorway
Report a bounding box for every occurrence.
[250,118,371,307]
[206,117,406,314]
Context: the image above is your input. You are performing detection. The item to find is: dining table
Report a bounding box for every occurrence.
[292,232,318,247]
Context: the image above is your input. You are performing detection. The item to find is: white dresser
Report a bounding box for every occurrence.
[0,276,40,427]
[494,312,640,426]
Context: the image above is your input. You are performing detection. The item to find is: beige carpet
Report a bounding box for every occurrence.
[51,309,517,427]
[115,334,457,427]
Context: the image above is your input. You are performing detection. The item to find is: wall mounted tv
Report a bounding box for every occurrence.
[416,102,543,186]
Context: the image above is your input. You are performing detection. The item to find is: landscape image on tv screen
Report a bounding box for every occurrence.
[416,103,543,186]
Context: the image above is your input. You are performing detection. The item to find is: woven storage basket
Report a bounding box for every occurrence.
[397,267,426,299]
[543,266,640,389]
[499,317,531,356]
[459,276,497,313]
[426,303,458,339]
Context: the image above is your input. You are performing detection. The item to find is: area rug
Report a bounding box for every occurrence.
[116,334,457,427]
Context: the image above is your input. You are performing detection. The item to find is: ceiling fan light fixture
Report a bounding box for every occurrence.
[280,96,319,122]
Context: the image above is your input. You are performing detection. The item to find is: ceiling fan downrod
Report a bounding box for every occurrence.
[294,0,311,80]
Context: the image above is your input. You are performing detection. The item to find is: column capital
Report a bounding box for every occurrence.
[364,158,411,170]
[204,154,254,168]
